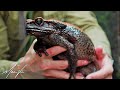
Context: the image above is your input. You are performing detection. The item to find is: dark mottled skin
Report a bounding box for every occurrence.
[26,17,99,79]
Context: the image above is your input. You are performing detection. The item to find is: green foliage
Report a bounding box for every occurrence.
[93,11,113,39]
[93,11,117,55]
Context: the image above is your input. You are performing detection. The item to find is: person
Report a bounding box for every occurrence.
[0,11,114,79]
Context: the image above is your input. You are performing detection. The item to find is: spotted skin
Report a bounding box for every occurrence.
[26,17,99,79]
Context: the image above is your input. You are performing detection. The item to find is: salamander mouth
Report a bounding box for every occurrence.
[26,29,43,37]
[26,26,58,35]
[26,28,41,31]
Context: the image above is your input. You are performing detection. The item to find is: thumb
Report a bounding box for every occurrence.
[95,46,104,60]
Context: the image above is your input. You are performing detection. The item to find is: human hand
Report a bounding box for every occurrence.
[86,46,114,79]
[43,46,114,79]
[10,39,89,79]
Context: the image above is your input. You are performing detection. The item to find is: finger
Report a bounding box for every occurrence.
[86,55,113,79]
[86,65,113,79]
[43,70,84,79]
[30,39,37,49]
[46,46,66,57]
[95,46,103,54]
[105,75,112,79]
[40,60,68,70]
[75,73,84,79]
[95,46,104,60]
[26,39,37,55]
[44,77,58,79]
[85,69,107,79]
[43,70,70,79]
[77,60,89,67]
[26,39,46,61]
[40,60,89,70]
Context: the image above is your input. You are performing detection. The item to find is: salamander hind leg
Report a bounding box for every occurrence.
[49,34,78,79]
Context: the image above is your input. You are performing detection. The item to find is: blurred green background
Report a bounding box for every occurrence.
[93,11,119,79]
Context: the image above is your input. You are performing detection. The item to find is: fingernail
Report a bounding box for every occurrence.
[84,61,88,64]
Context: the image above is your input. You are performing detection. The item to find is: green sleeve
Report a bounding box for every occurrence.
[0,12,10,60]
[0,60,14,79]
[0,12,15,78]
[0,11,35,79]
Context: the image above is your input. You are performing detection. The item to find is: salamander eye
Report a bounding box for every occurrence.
[35,17,43,25]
